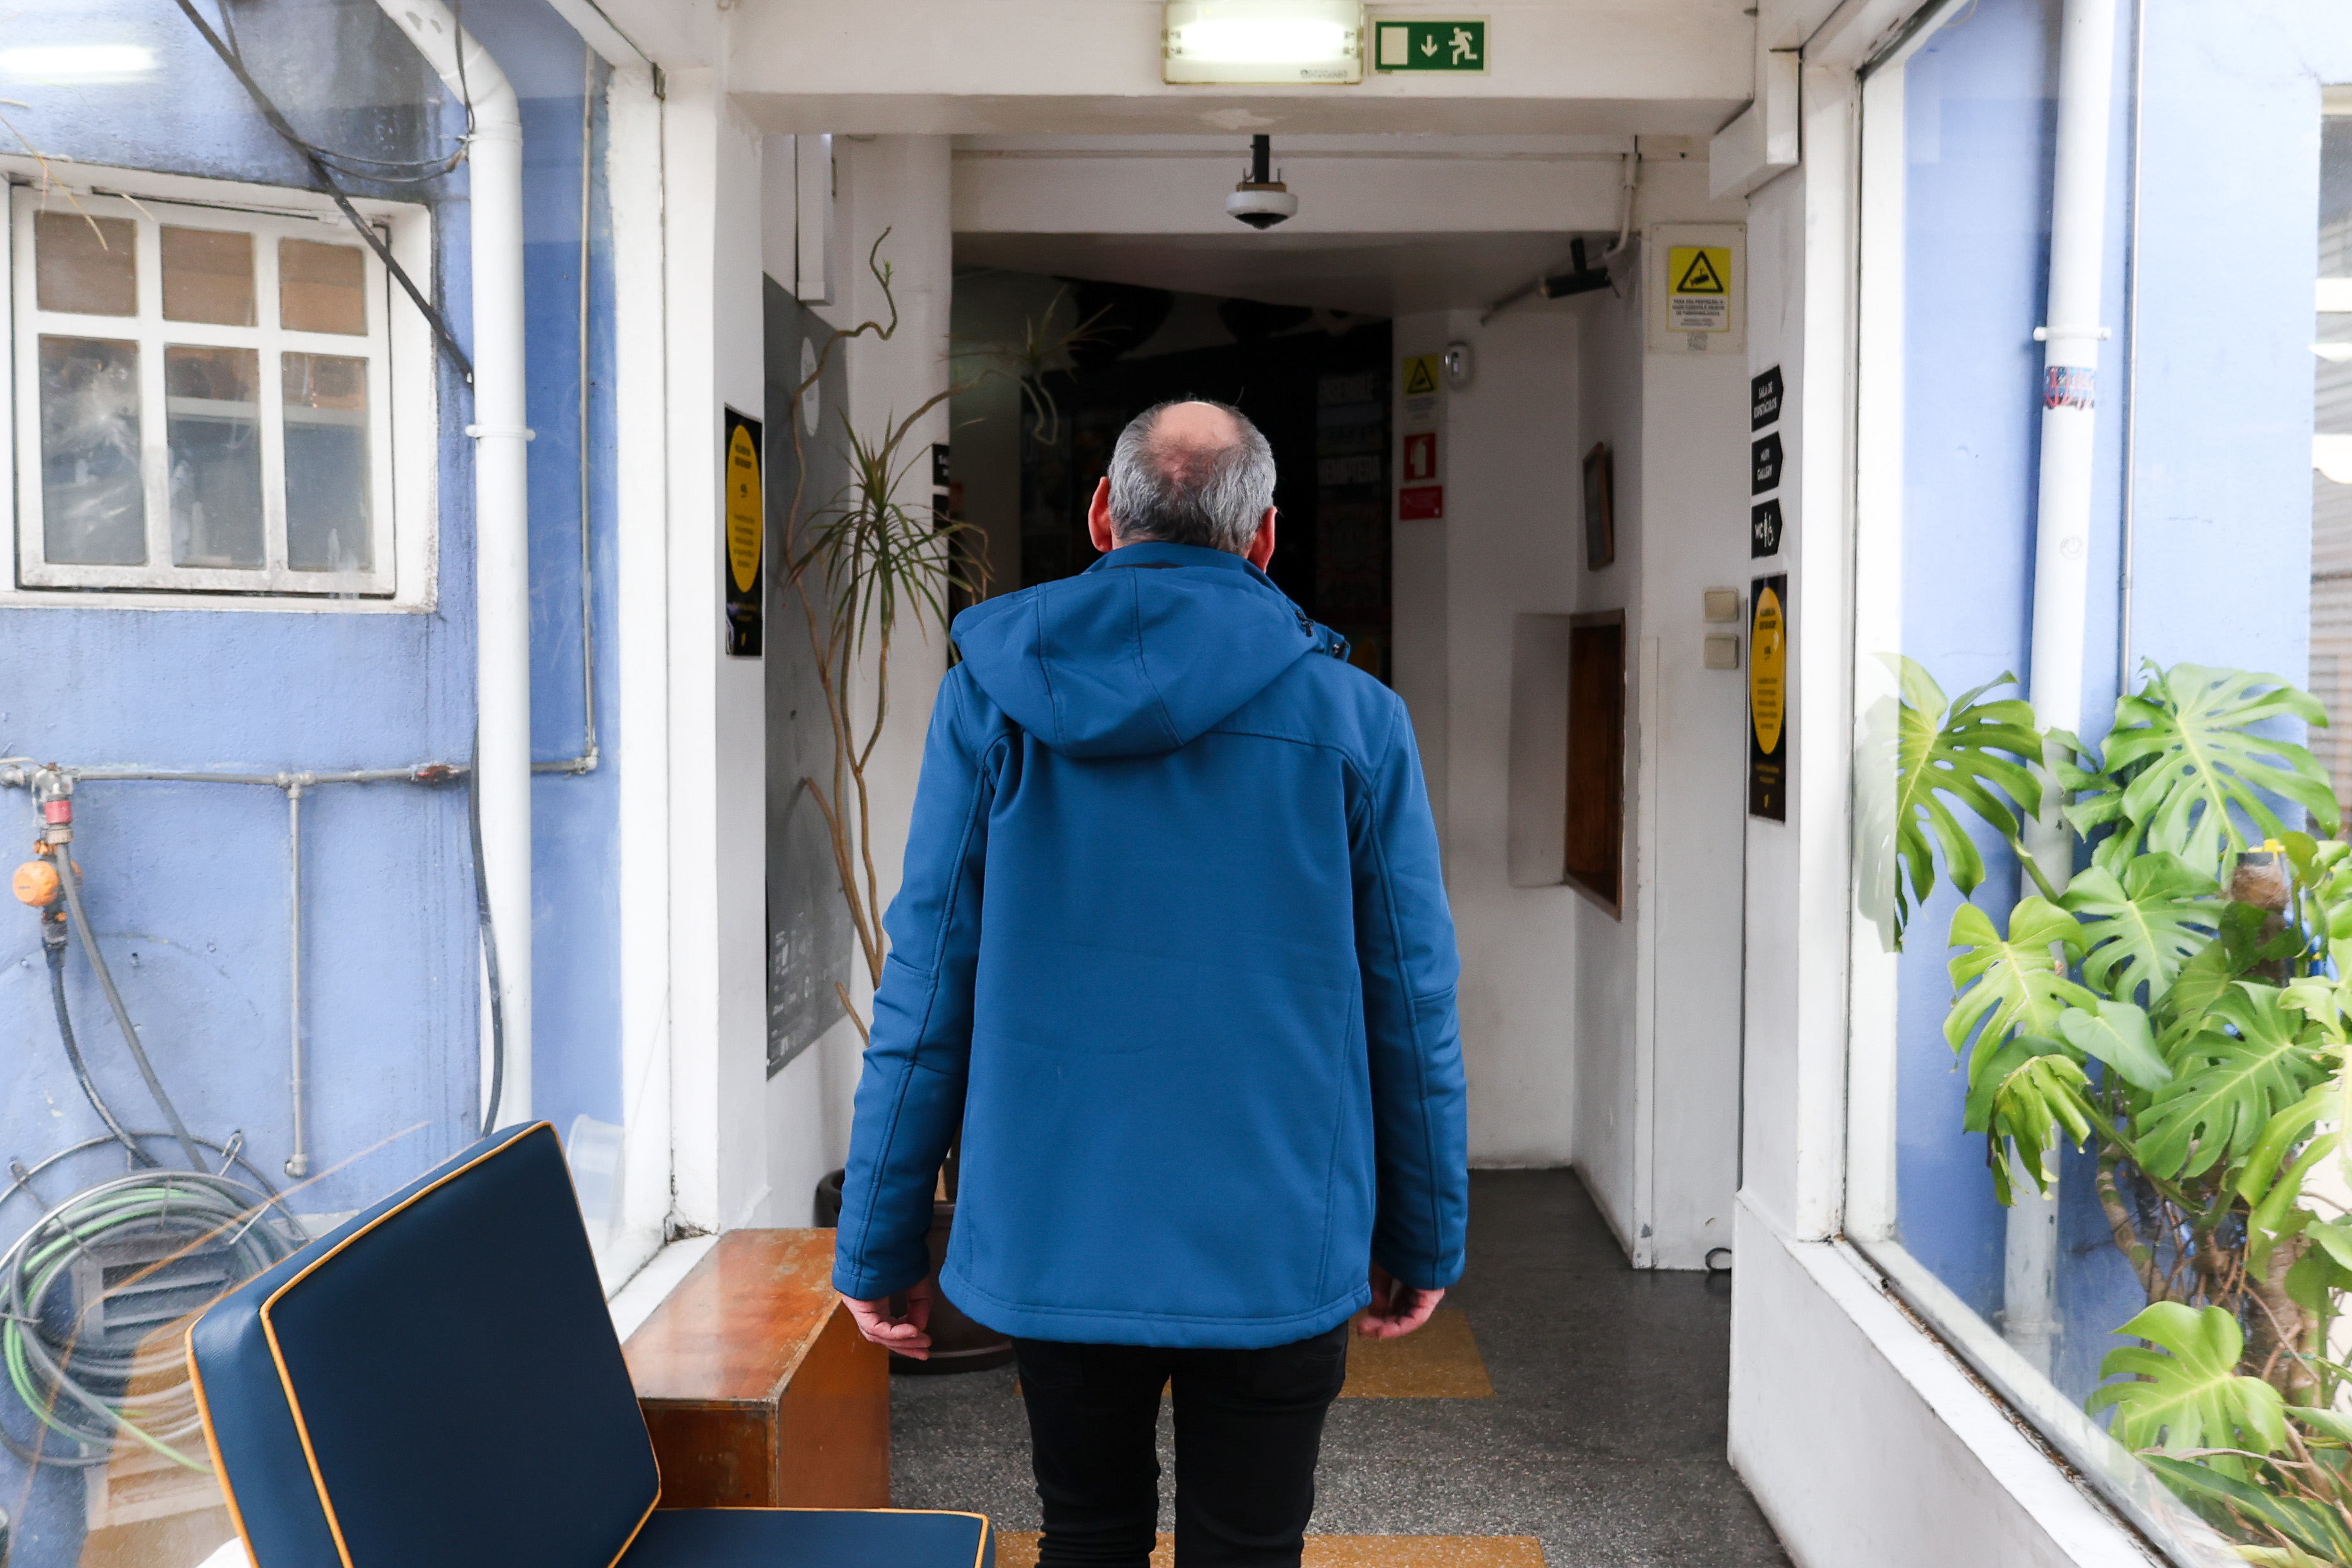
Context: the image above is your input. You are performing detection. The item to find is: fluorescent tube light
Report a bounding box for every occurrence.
[1163,1,1363,85]
[0,45,158,84]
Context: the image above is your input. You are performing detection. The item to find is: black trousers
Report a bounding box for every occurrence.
[1013,1324,1349,1568]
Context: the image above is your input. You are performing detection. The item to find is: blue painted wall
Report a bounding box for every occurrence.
[1888,0,2352,1412]
[0,0,618,1558]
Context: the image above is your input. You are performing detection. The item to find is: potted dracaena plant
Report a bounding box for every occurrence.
[790,240,1099,1373]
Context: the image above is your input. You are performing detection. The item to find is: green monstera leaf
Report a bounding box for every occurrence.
[2137,983,2331,1179]
[2077,663,2337,879]
[2060,854,2220,1008]
[1946,898,2098,1065]
[1964,1041,2096,1205]
[2160,906,2311,1054]
[2140,1456,2352,1562]
[1869,657,2044,952]
[2090,1302,2287,1456]
[2053,999,2172,1091]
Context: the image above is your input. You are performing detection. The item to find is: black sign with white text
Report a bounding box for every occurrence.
[1751,366,1783,431]
[1751,432,1783,496]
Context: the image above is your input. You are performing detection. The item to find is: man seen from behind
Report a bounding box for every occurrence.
[832,399,1470,1568]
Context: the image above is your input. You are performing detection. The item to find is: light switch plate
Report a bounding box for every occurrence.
[1704,634,1741,670]
[1703,588,1741,623]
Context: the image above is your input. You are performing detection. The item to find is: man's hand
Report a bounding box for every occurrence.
[1357,1262,1444,1339]
[841,1280,935,1360]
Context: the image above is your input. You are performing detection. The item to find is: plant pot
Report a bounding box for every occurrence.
[813,1168,1013,1375]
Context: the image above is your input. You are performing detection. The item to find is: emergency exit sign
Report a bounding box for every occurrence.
[1373,18,1488,72]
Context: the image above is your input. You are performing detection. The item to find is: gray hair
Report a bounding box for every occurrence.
[1104,400,1277,554]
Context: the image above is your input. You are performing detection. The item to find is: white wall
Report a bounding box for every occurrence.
[661,70,777,1236]
[1569,277,1643,1244]
[1729,1205,2155,1568]
[1563,246,1748,1270]
[760,134,959,1222]
[1635,340,1748,1268]
[1393,307,1584,1168]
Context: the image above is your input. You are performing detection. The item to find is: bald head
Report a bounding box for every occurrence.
[1104,399,1277,555]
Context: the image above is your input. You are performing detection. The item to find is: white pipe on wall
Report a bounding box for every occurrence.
[2008,0,2121,1378]
[373,0,534,1124]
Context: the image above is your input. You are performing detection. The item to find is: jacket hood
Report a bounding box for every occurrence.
[950,542,1344,759]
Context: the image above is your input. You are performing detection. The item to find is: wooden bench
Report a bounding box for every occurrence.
[622,1229,890,1509]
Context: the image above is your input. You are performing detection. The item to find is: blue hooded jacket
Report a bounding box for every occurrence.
[830,541,1468,1348]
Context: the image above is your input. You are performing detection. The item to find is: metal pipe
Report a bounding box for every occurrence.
[2116,0,2148,695]
[285,782,309,1179]
[375,0,535,1124]
[2006,0,2123,1379]
[1,764,467,788]
[572,38,601,776]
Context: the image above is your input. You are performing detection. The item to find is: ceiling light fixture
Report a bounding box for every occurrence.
[1163,1,1364,85]
[0,44,158,84]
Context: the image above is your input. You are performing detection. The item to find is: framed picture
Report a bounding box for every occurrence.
[1582,443,1614,570]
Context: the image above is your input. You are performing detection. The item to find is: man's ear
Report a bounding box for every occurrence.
[1088,477,1119,553]
[1245,508,1278,571]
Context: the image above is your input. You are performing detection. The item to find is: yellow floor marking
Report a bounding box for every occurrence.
[997,1534,1545,1568]
[1013,1310,1493,1401]
[1339,1308,1493,1398]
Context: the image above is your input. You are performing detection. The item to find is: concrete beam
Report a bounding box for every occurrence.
[728,0,1753,136]
[954,146,1632,235]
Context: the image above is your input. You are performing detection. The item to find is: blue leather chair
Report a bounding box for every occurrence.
[186,1122,992,1568]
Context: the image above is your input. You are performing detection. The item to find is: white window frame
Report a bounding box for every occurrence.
[1,160,437,612]
[1839,7,2245,1564]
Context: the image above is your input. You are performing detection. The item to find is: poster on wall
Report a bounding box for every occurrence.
[1748,574,1788,820]
[724,407,764,658]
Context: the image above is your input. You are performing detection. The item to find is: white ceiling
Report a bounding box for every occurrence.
[952,229,1622,317]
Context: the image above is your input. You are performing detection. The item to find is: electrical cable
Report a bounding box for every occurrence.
[210,0,469,185]
[168,0,478,384]
[0,1170,297,1470]
[468,734,506,1136]
[53,861,209,1176]
[43,942,151,1172]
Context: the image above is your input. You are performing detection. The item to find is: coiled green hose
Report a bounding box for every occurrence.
[0,1168,298,1470]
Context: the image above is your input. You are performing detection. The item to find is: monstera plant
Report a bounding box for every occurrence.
[1885,657,2352,1562]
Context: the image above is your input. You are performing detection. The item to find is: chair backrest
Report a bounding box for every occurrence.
[188,1122,660,1568]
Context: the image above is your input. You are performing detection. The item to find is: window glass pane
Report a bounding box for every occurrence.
[166,346,262,569]
[282,352,371,572]
[35,212,136,317]
[1859,0,2352,1547]
[38,335,146,565]
[161,226,255,326]
[1876,0,2082,1364]
[278,239,366,335]
[2312,116,2352,804]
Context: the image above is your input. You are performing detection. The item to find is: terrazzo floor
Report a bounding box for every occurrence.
[889,1169,1793,1568]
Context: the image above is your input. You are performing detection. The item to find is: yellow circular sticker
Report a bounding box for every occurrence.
[726,424,761,595]
[1750,585,1785,756]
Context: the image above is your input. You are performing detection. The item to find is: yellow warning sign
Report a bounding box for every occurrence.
[726,422,762,594]
[1749,584,1785,755]
[1401,354,1441,430]
[1667,245,1733,333]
